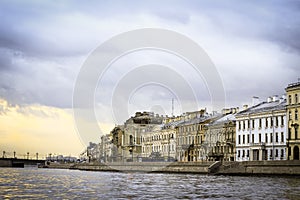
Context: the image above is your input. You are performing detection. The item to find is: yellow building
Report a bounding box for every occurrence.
[286,81,300,160]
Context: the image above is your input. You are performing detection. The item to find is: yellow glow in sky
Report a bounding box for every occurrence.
[0,99,97,159]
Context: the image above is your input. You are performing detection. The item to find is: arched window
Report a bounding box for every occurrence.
[295,109,298,120]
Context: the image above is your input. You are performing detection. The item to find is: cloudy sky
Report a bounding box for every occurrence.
[0,0,299,157]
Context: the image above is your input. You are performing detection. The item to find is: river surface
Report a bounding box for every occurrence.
[0,167,299,199]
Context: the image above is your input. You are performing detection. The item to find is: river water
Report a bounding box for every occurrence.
[0,168,299,199]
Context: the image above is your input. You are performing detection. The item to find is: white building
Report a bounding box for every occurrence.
[236,96,287,161]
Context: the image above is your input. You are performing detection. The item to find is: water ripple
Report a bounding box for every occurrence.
[0,168,299,199]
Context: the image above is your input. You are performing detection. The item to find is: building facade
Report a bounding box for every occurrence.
[141,124,176,161]
[206,108,237,161]
[236,96,287,161]
[176,109,217,162]
[286,81,300,160]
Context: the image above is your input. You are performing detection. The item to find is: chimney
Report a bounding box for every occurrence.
[231,107,239,114]
[272,95,279,102]
[222,108,230,115]
[267,97,272,103]
[281,94,286,100]
[243,104,248,110]
[279,94,286,103]
[252,96,260,106]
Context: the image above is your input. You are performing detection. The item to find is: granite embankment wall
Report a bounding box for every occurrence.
[0,159,12,167]
[216,160,300,176]
[44,160,300,175]
[45,162,75,169]
[75,161,214,173]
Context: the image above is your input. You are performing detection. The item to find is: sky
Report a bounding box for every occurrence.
[0,0,300,157]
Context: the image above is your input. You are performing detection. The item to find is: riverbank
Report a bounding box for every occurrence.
[216,160,300,176]
[43,160,300,176]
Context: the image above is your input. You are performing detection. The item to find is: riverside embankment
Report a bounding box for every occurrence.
[215,160,300,176]
[44,160,300,176]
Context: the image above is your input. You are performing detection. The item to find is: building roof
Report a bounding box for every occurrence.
[286,81,300,90]
[236,99,286,116]
[209,113,236,125]
[176,114,221,127]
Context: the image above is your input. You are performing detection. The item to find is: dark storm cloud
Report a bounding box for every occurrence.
[0,0,299,110]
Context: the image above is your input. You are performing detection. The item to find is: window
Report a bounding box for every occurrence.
[252,120,255,129]
[281,116,284,126]
[275,132,278,143]
[259,133,261,143]
[243,121,245,130]
[129,135,133,145]
[296,109,298,120]
[288,128,291,140]
[296,127,298,139]
[252,134,254,143]
[238,121,241,130]
[238,150,240,157]
[248,120,250,129]
[281,132,284,143]
[275,149,278,157]
[247,134,250,144]
[289,111,292,121]
[281,149,284,159]
[247,150,249,157]
[289,95,292,104]
[265,133,268,143]
[275,117,278,127]
[242,150,245,157]
[265,118,268,127]
[259,118,262,128]
[270,117,273,127]
[238,135,241,144]
[270,133,273,143]
[296,94,298,104]
[270,149,273,159]
[243,135,245,144]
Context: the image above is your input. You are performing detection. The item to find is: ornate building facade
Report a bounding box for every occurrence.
[286,81,300,160]
[176,109,217,162]
[206,108,237,161]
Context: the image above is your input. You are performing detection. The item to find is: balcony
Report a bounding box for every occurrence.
[249,142,266,149]
[181,144,194,150]
[226,139,235,146]
[208,152,224,157]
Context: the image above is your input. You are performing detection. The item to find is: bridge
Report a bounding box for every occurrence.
[0,158,45,168]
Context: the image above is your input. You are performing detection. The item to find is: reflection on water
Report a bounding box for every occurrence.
[0,168,299,199]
